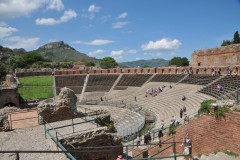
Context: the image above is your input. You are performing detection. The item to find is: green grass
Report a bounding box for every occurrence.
[18,76,53,86]
[18,87,53,100]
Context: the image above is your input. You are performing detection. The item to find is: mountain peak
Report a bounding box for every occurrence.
[38,41,75,51]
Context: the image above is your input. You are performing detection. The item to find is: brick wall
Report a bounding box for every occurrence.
[133,112,240,158]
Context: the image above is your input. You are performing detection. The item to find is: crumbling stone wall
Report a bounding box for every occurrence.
[61,127,123,160]
[0,75,19,108]
[191,44,240,67]
[37,87,80,124]
[0,115,10,131]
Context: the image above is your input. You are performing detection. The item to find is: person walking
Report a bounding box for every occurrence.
[180,108,183,119]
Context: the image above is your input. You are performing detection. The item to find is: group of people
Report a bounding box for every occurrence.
[216,84,224,91]
[145,85,166,97]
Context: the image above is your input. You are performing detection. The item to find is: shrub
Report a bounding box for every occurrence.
[198,99,216,115]
[107,122,116,133]
[214,106,230,119]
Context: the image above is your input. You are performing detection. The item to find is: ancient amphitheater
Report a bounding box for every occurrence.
[0,45,240,160]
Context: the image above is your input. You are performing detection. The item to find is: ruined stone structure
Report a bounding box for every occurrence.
[0,115,10,131]
[37,87,80,124]
[191,44,240,67]
[15,68,52,77]
[0,74,19,108]
[61,127,122,160]
[133,112,240,158]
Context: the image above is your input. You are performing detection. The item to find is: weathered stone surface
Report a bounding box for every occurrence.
[216,100,235,108]
[0,114,10,132]
[191,44,240,67]
[95,113,111,126]
[37,87,79,124]
[0,75,20,108]
[61,127,123,160]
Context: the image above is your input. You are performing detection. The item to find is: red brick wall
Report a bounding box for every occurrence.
[133,112,240,158]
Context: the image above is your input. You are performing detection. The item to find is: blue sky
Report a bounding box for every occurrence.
[0,0,240,62]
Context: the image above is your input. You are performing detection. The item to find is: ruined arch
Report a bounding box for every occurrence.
[3,102,17,108]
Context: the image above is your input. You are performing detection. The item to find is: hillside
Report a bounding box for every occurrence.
[119,58,169,68]
[35,41,97,62]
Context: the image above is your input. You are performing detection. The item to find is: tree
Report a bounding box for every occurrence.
[99,57,118,69]
[7,55,27,72]
[168,57,189,67]
[221,40,232,46]
[144,65,149,68]
[233,31,240,44]
[23,51,44,65]
[85,61,95,67]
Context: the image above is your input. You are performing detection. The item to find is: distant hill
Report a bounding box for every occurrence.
[119,58,169,68]
[35,41,97,62]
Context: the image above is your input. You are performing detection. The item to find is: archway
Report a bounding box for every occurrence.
[3,102,16,108]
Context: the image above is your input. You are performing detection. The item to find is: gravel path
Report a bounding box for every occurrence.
[0,118,97,160]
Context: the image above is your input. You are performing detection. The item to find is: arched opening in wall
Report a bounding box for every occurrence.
[169,69,171,74]
[196,69,199,74]
[3,102,16,108]
[175,69,178,74]
[162,69,164,74]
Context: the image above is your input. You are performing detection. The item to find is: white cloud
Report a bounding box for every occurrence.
[46,0,64,11]
[0,0,45,20]
[36,18,58,25]
[86,40,113,45]
[117,12,128,19]
[136,58,143,61]
[112,21,128,28]
[2,36,40,49]
[88,4,101,13]
[89,49,104,56]
[36,9,77,25]
[60,9,77,22]
[74,39,114,45]
[0,23,18,38]
[127,49,137,54]
[141,38,182,51]
[110,50,125,60]
[73,40,82,44]
[143,52,163,57]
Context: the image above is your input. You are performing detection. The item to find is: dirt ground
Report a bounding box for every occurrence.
[8,108,39,129]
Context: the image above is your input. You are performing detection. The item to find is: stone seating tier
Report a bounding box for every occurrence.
[115,74,152,87]
[150,74,185,83]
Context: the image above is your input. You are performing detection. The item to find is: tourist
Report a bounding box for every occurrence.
[171,116,176,125]
[100,97,103,101]
[116,153,123,160]
[180,108,183,119]
[161,120,165,130]
[136,135,141,146]
[183,106,187,113]
[134,96,137,102]
[184,114,189,125]
[182,95,186,101]
[147,132,152,144]
[158,129,164,139]
[181,134,192,160]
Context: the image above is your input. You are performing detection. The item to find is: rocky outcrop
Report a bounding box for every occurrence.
[60,127,123,160]
[37,87,80,124]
